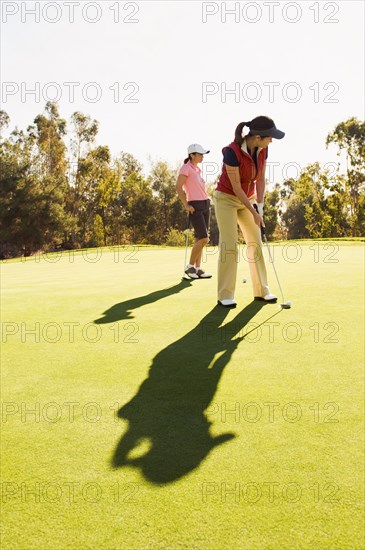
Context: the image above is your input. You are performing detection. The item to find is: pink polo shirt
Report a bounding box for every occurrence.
[179,162,209,202]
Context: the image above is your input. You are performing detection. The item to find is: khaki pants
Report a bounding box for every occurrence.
[213,190,270,301]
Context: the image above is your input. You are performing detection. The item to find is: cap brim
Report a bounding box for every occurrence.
[250,128,285,139]
[271,129,285,139]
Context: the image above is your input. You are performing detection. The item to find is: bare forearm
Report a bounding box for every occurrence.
[256,163,266,203]
[176,175,189,208]
[256,178,265,204]
[176,186,188,207]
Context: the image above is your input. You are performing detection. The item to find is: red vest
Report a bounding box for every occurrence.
[216,141,267,198]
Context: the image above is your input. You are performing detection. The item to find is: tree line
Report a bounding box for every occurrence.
[0,102,364,258]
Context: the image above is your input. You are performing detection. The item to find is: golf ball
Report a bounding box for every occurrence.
[242,278,247,283]
[286,301,292,306]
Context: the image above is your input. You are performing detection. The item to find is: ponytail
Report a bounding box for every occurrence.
[184,154,193,164]
[234,121,252,146]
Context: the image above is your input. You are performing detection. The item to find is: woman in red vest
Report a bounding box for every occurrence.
[214,116,285,308]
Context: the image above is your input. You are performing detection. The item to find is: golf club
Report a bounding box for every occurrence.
[182,214,190,280]
[254,204,292,309]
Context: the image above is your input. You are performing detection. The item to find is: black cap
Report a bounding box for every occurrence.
[248,116,285,139]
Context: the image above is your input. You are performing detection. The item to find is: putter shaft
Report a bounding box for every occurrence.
[262,232,286,306]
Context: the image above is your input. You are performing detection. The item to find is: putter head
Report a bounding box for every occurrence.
[281,301,292,309]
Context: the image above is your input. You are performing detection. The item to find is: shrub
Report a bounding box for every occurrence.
[165,228,194,246]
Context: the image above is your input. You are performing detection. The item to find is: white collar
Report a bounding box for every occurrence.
[241,139,262,156]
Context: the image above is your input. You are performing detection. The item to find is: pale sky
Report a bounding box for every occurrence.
[1,0,364,185]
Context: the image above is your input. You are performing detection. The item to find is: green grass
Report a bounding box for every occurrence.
[1,242,364,549]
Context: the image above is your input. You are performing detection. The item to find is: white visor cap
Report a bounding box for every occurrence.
[187,144,210,155]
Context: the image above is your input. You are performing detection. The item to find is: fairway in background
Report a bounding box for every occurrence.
[1,243,364,549]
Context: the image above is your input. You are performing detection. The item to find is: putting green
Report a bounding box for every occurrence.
[1,242,364,549]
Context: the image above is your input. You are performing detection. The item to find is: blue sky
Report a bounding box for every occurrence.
[1,1,364,184]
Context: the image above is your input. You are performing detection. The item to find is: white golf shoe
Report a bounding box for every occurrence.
[185,265,199,279]
[254,293,277,303]
[196,268,212,279]
[217,299,237,308]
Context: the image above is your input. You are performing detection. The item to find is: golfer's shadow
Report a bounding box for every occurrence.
[94,279,192,323]
[112,301,267,484]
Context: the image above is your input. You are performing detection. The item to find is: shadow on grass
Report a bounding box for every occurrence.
[94,279,192,323]
[111,300,278,484]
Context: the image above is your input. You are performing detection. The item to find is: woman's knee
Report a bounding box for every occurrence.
[195,236,208,246]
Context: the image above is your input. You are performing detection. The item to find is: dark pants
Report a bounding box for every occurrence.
[188,199,210,239]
